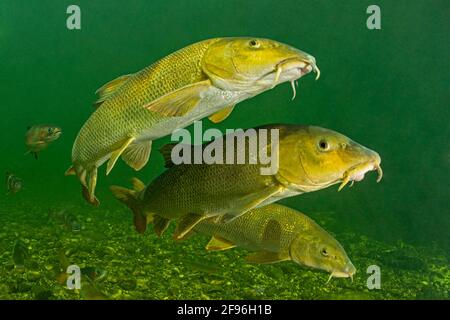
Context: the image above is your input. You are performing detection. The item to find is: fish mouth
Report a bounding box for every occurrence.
[51,129,62,140]
[338,160,383,191]
[275,57,320,80]
[326,264,356,283]
[326,270,355,284]
[270,56,320,99]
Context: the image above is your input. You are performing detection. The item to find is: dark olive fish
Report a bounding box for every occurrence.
[48,209,82,233]
[111,124,382,240]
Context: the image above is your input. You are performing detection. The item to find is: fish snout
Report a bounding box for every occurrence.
[54,128,63,137]
[326,262,356,283]
[338,144,383,191]
[369,150,383,183]
[362,149,382,181]
[304,54,320,80]
[326,263,356,283]
[344,262,357,278]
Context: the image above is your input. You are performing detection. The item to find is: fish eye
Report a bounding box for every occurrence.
[249,39,260,48]
[318,139,330,151]
[48,128,54,134]
[321,248,329,257]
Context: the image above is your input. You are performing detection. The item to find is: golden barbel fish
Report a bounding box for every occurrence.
[25,125,62,159]
[193,204,356,281]
[110,124,382,240]
[67,37,320,206]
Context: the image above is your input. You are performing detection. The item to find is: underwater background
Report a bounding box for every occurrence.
[0,0,448,299]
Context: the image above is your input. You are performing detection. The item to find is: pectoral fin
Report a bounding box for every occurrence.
[206,236,236,251]
[173,213,207,241]
[106,137,135,175]
[221,185,284,223]
[245,251,288,264]
[153,216,171,237]
[94,74,132,108]
[122,140,152,171]
[261,219,282,252]
[143,80,212,117]
[208,104,235,123]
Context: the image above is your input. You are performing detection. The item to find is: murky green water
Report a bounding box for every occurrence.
[0,0,448,300]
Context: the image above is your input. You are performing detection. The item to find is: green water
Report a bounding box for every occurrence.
[0,0,448,299]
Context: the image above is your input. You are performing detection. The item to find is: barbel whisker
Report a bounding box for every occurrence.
[290,80,296,100]
[314,64,321,80]
[272,66,282,89]
[326,274,333,284]
[376,165,383,183]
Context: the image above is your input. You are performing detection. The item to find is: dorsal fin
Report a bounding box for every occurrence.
[94,74,133,108]
[159,143,178,168]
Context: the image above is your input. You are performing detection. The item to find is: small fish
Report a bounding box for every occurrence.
[25,125,62,159]
[55,249,70,284]
[67,37,320,206]
[57,249,70,271]
[6,172,23,194]
[64,212,81,233]
[12,239,28,269]
[194,204,356,281]
[111,124,382,240]
[81,267,107,282]
[55,250,106,285]
[48,209,81,232]
[182,258,221,275]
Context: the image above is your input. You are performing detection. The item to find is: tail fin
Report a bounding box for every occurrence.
[110,179,147,234]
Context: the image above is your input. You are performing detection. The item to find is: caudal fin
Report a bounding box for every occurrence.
[110,180,147,234]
